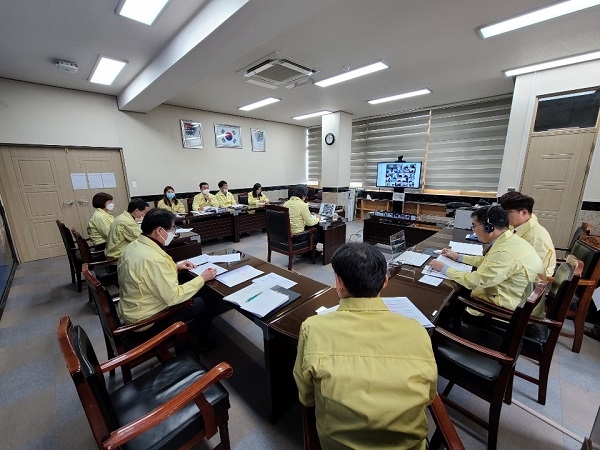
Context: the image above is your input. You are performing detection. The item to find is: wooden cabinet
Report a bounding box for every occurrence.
[356,199,392,220]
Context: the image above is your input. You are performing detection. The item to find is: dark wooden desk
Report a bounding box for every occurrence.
[363,213,450,247]
[164,231,203,261]
[318,220,347,265]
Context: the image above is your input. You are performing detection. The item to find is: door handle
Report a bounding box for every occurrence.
[63,200,75,206]
[77,200,90,205]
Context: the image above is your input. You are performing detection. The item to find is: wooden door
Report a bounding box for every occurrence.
[520,131,596,249]
[0,146,128,262]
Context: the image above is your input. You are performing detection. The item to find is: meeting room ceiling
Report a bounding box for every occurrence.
[2,0,600,127]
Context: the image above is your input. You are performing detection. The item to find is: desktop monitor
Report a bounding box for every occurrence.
[375,161,422,189]
[319,202,336,218]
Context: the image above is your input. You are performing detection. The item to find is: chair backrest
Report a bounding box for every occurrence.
[545,257,583,322]
[238,193,249,205]
[569,222,592,252]
[56,220,76,255]
[57,316,119,445]
[570,239,600,281]
[501,277,547,356]
[72,229,94,264]
[82,264,122,341]
[429,393,466,450]
[265,205,292,244]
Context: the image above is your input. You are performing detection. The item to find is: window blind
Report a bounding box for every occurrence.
[425,97,511,192]
[307,127,322,182]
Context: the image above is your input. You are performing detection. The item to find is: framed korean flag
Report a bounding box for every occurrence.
[214,124,242,148]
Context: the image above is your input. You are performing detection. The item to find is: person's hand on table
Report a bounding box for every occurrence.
[441,248,459,261]
[177,260,197,270]
[429,260,446,272]
[201,267,217,282]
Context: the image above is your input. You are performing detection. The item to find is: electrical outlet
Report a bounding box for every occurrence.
[132,181,137,188]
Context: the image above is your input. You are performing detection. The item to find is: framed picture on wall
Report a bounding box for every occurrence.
[251,128,266,152]
[180,120,203,149]
[214,124,242,148]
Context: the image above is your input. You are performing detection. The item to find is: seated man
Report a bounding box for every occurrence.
[105,198,150,259]
[293,242,437,449]
[192,181,218,210]
[117,208,218,351]
[215,180,235,207]
[284,184,322,251]
[498,191,556,276]
[430,205,545,316]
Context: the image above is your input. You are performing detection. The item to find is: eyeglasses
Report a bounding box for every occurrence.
[471,223,484,231]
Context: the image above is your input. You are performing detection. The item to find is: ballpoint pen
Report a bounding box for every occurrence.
[246,293,260,303]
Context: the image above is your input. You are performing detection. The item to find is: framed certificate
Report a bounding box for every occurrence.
[214,124,242,148]
[251,128,266,152]
[180,120,203,149]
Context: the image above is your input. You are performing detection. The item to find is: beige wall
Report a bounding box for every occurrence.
[498,60,600,201]
[0,78,307,195]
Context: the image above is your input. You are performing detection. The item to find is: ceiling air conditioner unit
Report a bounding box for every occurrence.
[241,53,316,89]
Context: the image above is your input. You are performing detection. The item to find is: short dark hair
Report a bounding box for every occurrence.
[331,243,387,297]
[498,191,534,214]
[199,182,209,189]
[252,183,262,197]
[92,192,113,209]
[141,208,175,234]
[127,198,149,213]
[291,184,308,198]
[471,205,509,230]
[218,180,228,188]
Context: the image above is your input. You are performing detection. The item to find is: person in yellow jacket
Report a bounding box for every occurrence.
[156,185,186,214]
[498,191,556,277]
[87,192,115,246]
[105,198,150,259]
[215,180,235,207]
[248,183,269,206]
[192,182,218,210]
[117,208,218,351]
[430,205,545,316]
[283,185,320,235]
[294,243,437,449]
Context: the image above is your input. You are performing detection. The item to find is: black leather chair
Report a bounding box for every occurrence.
[57,316,233,450]
[567,221,591,253]
[432,279,547,450]
[265,205,316,270]
[237,193,249,205]
[73,229,117,287]
[56,219,83,291]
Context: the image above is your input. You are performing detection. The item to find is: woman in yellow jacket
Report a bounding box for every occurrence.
[156,185,186,214]
[248,183,269,206]
[87,192,115,246]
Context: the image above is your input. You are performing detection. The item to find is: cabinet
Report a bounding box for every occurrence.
[356,199,392,220]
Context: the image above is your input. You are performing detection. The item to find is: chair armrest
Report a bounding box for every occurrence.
[100,321,189,373]
[112,299,194,336]
[578,279,597,287]
[102,361,233,450]
[434,327,514,364]
[525,315,562,328]
[457,295,514,320]
[87,258,118,269]
[428,393,466,450]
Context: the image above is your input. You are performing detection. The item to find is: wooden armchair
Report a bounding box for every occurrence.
[57,316,233,450]
[432,278,547,450]
[56,219,84,291]
[265,205,316,270]
[73,229,118,287]
[82,264,195,382]
[567,221,591,253]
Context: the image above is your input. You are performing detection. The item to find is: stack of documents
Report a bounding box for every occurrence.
[393,250,430,267]
[382,297,434,328]
[449,241,483,256]
[223,284,298,318]
[422,255,472,279]
[216,265,263,287]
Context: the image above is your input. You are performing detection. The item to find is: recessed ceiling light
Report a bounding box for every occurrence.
[238,97,281,111]
[503,50,600,77]
[116,0,170,26]
[368,88,432,105]
[479,0,600,38]
[90,56,127,85]
[315,61,388,87]
[292,110,333,120]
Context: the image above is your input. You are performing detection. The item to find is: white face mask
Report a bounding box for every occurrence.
[222,189,228,194]
[163,229,176,246]
[106,202,115,211]
[202,189,210,195]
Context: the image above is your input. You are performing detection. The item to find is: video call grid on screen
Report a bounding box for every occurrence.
[376,162,422,188]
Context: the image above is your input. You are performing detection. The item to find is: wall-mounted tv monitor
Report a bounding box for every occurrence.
[376,161,422,188]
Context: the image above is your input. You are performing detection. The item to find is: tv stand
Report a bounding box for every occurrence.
[363,213,443,248]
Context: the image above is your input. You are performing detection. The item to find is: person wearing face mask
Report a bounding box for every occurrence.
[192,182,218,210]
[293,243,437,449]
[117,208,219,352]
[105,198,151,259]
[215,180,235,207]
[157,185,186,214]
[87,192,115,247]
[247,182,269,206]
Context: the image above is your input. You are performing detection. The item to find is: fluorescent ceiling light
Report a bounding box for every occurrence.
[503,50,600,77]
[238,97,281,111]
[315,61,388,87]
[539,90,596,101]
[368,88,432,105]
[479,0,600,38]
[116,0,170,26]
[292,110,332,120]
[90,56,127,85]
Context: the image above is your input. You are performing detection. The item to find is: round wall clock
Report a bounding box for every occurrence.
[324,133,335,145]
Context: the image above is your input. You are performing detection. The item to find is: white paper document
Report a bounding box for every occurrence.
[216,265,263,287]
[240,289,289,318]
[190,262,227,277]
[422,255,472,279]
[223,283,268,306]
[208,253,241,263]
[176,228,193,233]
[393,250,430,267]
[87,173,104,189]
[252,273,297,289]
[449,241,483,256]
[179,254,209,266]
[382,297,434,328]
[101,172,117,188]
[316,304,340,315]
[419,275,443,286]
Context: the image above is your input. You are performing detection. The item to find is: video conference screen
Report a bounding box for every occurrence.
[376,162,422,188]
